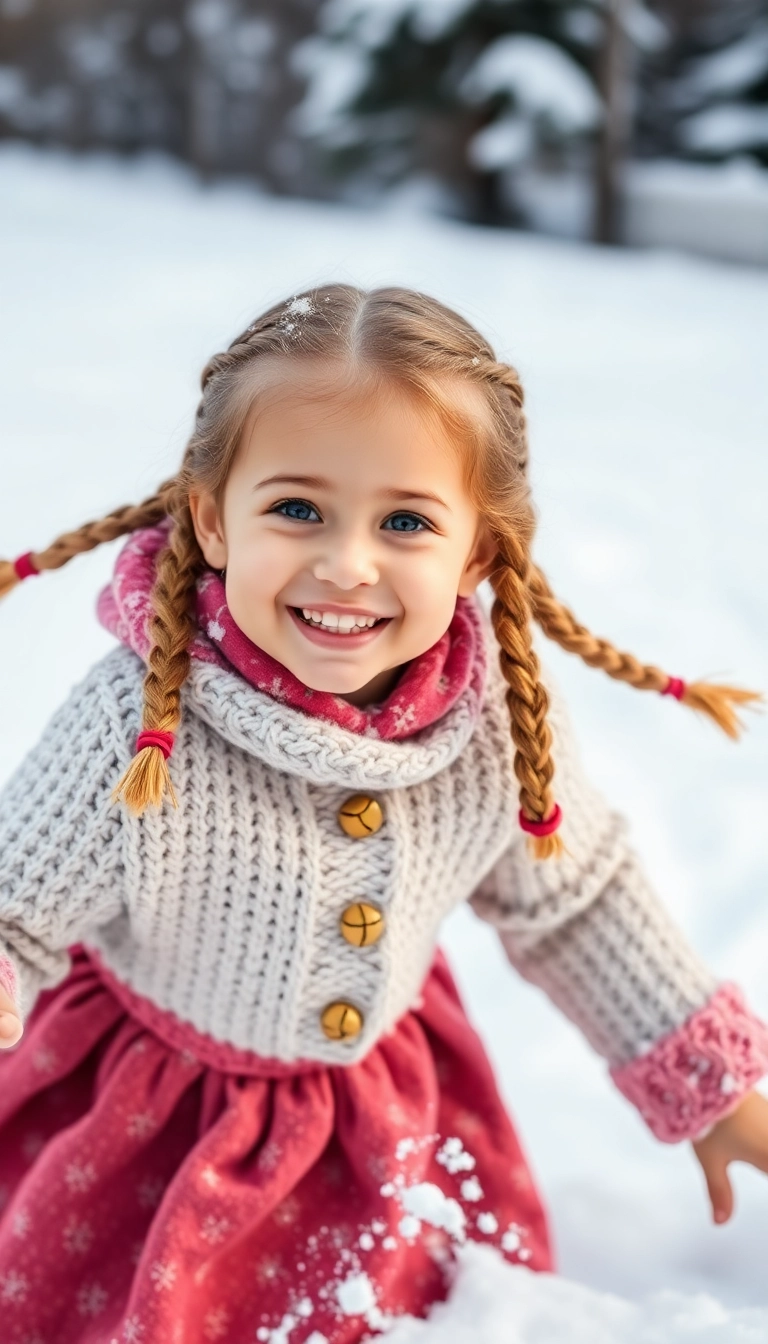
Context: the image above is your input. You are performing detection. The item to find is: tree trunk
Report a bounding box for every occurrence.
[594,0,631,244]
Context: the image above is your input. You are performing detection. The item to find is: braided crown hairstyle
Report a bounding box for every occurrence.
[1,285,761,858]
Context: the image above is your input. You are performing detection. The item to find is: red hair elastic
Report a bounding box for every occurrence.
[136,730,175,760]
[519,803,562,838]
[662,677,686,701]
[13,553,39,580]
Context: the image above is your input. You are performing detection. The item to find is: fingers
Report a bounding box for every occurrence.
[0,1011,23,1048]
[703,1157,734,1225]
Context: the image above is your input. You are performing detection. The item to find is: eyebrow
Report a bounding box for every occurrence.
[253,473,452,512]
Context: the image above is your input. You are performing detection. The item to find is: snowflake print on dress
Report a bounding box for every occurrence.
[199,1164,221,1189]
[62,1216,95,1255]
[149,1260,178,1292]
[199,1214,232,1245]
[271,1195,301,1227]
[126,1111,157,1139]
[207,617,226,642]
[255,1255,284,1285]
[20,1131,45,1161]
[258,1139,283,1172]
[77,1282,109,1317]
[0,1269,29,1302]
[31,1045,58,1073]
[202,1306,231,1340]
[11,1208,31,1239]
[122,1314,146,1342]
[65,1159,98,1192]
[137,1176,166,1210]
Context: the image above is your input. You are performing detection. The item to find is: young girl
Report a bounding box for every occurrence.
[0,284,767,1344]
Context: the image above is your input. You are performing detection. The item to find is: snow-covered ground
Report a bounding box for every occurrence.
[0,143,767,1339]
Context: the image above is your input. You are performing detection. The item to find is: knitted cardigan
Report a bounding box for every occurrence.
[1,580,767,1143]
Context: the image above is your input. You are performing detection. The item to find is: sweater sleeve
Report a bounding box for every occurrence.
[0,658,126,1022]
[468,671,768,1143]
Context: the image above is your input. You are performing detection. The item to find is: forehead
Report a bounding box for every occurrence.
[238,357,490,468]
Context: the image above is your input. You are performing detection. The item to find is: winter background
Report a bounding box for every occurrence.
[1,1,768,1340]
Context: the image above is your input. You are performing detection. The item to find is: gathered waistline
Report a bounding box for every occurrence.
[79,944,324,1078]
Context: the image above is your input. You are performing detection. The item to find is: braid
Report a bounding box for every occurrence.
[0,478,176,599]
[529,566,667,692]
[110,500,204,816]
[530,565,763,738]
[490,529,563,861]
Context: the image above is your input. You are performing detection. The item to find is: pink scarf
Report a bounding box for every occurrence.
[96,520,484,740]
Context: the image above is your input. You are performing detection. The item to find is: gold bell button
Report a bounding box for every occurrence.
[321,1001,364,1041]
[340,902,385,948]
[337,794,384,839]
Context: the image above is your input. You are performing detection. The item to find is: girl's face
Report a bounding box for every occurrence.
[189,364,497,706]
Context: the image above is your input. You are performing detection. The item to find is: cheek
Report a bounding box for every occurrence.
[229,531,298,600]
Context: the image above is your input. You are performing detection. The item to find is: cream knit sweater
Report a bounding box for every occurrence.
[0,605,725,1091]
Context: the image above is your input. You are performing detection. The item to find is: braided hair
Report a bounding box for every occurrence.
[2,285,760,856]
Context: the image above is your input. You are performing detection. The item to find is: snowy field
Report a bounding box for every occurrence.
[0,143,767,1339]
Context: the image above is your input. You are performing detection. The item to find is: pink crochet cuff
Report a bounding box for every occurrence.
[0,954,18,1006]
[610,983,768,1143]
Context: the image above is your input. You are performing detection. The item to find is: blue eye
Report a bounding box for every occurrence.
[383,513,430,533]
[271,498,321,522]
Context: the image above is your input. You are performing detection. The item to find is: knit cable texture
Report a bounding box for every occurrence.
[0,607,766,1138]
[609,982,768,1142]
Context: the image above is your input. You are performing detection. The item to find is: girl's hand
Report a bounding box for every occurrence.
[0,982,22,1048]
[692,1089,768,1224]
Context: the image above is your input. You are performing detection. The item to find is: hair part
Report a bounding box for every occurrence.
[2,285,761,855]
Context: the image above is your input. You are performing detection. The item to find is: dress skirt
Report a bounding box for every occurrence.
[0,944,553,1343]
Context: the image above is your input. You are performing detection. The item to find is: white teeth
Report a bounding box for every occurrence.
[298,608,380,634]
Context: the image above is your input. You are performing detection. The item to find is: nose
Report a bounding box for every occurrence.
[311,530,380,589]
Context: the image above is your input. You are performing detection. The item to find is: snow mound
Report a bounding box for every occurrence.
[380,1242,768,1342]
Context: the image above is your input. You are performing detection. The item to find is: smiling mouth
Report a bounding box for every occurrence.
[291,607,389,636]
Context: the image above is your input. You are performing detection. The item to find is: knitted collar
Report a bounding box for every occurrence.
[96,519,485,742]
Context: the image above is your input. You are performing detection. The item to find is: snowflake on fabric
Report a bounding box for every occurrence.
[137,1177,166,1210]
[65,1160,98,1192]
[126,1111,157,1139]
[150,1260,178,1292]
[21,1132,45,1161]
[179,1049,199,1068]
[199,1214,232,1245]
[199,1165,221,1189]
[388,702,418,734]
[258,1140,283,1173]
[207,619,226,642]
[0,1270,29,1302]
[203,1306,231,1340]
[62,1217,95,1255]
[271,1195,301,1227]
[255,1256,284,1285]
[268,677,287,702]
[122,1315,146,1342]
[77,1282,108,1317]
[11,1208,31,1239]
[32,1046,58,1073]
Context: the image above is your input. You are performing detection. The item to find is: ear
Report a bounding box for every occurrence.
[457,521,498,597]
[188,489,228,570]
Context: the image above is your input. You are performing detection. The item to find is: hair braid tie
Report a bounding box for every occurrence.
[13,552,39,580]
[136,729,175,760]
[518,803,562,839]
[662,677,686,701]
